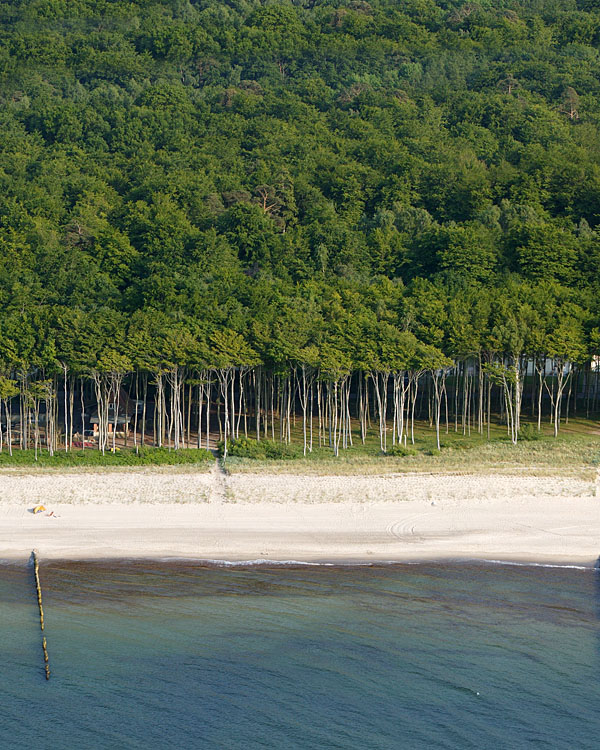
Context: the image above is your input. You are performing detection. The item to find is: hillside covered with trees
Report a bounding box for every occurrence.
[1,0,600,456]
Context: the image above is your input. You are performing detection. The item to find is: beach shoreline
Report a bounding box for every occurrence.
[0,468,598,566]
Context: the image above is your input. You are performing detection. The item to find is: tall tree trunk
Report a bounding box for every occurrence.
[141,373,147,447]
[62,364,69,452]
[80,378,85,453]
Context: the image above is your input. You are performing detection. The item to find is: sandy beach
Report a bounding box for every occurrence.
[0,466,598,566]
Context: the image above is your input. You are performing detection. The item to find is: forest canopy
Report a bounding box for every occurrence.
[0,0,599,454]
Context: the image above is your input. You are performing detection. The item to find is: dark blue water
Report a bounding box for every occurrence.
[1,561,599,749]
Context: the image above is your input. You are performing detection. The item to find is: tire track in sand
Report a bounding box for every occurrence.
[386,512,432,544]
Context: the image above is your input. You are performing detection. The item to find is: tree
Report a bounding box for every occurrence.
[560,86,580,120]
[210,328,259,457]
[418,345,453,451]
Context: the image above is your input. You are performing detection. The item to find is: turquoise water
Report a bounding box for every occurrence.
[1,561,599,749]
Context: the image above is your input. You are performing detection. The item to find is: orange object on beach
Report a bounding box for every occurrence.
[33,505,46,514]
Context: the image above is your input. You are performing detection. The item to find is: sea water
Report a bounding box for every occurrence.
[1,561,599,749]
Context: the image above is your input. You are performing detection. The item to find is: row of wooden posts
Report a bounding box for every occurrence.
[32,550,50,680]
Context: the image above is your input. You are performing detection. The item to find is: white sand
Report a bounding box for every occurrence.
[0,467,598,566]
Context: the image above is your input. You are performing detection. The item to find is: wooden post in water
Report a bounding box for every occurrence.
[32,550,50,680]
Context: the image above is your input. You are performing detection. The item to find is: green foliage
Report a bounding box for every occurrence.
[439,439,475,452]
[384,444,418,457]
[0,0,597,378]
[218,436,300,460]
[0,375,19,400]
[518,424,542,442]
[0,447,214,466]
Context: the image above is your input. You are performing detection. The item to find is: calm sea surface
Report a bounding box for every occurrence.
[1,560,599,749]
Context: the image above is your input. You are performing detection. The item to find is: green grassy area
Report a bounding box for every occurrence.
[0,419,597,478]
[222,419,600,478]
[0,447,214,469]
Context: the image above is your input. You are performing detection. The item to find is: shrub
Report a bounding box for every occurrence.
[439,438,473,451]
[262,441,300,459]
[384,444,418,457]
[0,447,213,466]
[218,436,299,460]
[518,424,542,442]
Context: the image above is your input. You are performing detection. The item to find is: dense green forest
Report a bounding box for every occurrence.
[1,0,599,456]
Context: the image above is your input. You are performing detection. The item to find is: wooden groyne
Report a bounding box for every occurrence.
[32,550,50,680]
